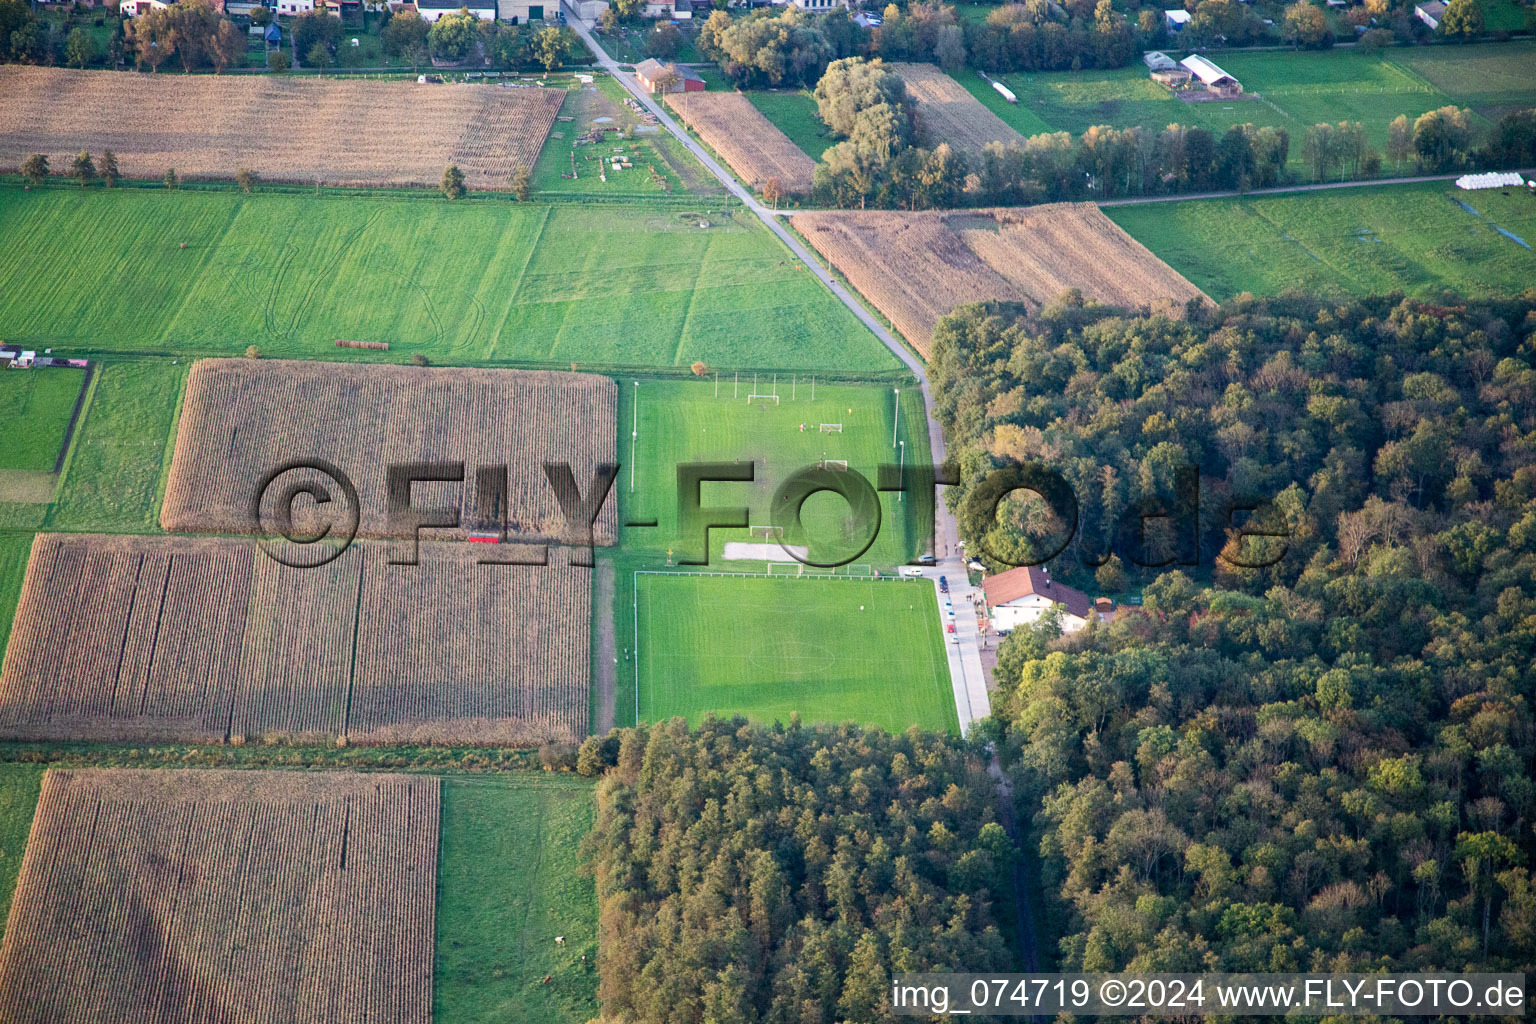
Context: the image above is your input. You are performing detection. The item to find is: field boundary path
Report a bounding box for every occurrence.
[595,560,617,735]
[566,6,991,732]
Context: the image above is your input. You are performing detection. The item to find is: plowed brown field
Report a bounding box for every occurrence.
[0,769,439,1024]
[0,67,563,189]
[792,203,1209,356]
[0,534,590,744]
[665,91,816,194]
[161,359,617,546]
[887,63,1027,156]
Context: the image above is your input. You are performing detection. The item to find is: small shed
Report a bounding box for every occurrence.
[1415,1,1446,28]
[1164,8,1191,31]
[1143,50,1178,70]
[264,22,282,45]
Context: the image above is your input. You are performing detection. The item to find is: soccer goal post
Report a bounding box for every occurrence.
[843,564,873,577]
[819,423,842,433]
[767,562,803,576]
[749,525,785,540]
[822,459,848,472]
[747,394,780,404]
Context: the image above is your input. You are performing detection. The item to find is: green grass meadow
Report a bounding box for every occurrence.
[0,186,895,372]
[636,572,958,734]
[0,533,35,676]
[436,775,597,1024]
[963,42,1536,170]
[0,369,85,472]
[0,358,186,534]
[1107,181,1536,300]
[0,765,44,946]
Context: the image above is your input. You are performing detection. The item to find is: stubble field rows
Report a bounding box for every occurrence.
[665,91,818,193]
[794,202,1207,354]
[0,67,563,189]
[161,359,618,544]
[0,534,590,745]
[0,769,440,1024]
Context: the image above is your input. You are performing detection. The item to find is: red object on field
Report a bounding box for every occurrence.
[945,623,956,633]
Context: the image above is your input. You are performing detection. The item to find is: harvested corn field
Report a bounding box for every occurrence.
[161,359,617,545]
[0,769,439,1024]
[0,534,590,744]
[792,203,1208,356]
[0,67,563,189]
[665,91,816,194]
[888,63,1027,156]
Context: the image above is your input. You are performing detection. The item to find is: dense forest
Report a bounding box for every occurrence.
[935,292,1536,972]
[579,718,1016,1024]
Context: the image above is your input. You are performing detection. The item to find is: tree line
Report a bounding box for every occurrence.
[577,717,1016,1024]
[934,290,1536,974]
[806,57,1536,208]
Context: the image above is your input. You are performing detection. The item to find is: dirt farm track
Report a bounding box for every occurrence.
[0,67,564,189]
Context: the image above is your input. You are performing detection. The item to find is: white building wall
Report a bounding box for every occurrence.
[990,594,1090,634]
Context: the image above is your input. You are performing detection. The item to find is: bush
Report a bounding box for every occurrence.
[245,344,262,359]
[235,168,257,194]
[268,50,290,72]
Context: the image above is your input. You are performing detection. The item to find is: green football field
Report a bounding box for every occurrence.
[617,376,932,569]
[635,573,958,734]
[0,369,85,473]
[436,775,596,1024]
[961,41,1536,172]
[0,187,896,372]
[1107,182,1536,301]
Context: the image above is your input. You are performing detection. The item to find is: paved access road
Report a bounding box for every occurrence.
[565,7,992,730]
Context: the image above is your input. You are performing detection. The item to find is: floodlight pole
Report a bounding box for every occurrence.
[892,388,900,448]
[897,441,904,502]
[630,381,638,492]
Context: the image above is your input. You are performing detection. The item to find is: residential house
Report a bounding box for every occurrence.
[1414,0,1447,28]
[416,0,496,20]
[981,565,1106,634]
[119,0,170,16]
[274,0,315,13]
[498,0,564,21]
[642,0,692,18]
[793,0,847,9]
[633,57,705,93]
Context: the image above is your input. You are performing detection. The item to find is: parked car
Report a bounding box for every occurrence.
[945,623,955,633]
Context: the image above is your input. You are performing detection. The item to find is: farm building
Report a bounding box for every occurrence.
[793,0,849,9]
[642,0,693,16]
[1164,8,1191,31]
[118,0,169,15]
[417,0,496,19]
[1415,0,1447,28]
[497,0,572,20]
[274,0,315,12]
[1143,50,1177,70]
[634,58,705,94]
[1180,54,1242,96]
[982,565,1105,634]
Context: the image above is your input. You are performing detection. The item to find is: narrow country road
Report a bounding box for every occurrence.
[1097,171,1475,206]
[564,6,992,729]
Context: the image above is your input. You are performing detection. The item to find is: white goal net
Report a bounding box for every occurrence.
[822,459,848,472]
[749,525,784,540]
[819,423,842,433]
